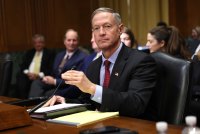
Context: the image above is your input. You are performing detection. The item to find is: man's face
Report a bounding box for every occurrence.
[92,12,122,51]
[33,38,45,51]
[91,34,100,52]
[64,31,79,52]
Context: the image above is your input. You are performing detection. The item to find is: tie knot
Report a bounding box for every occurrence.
[65,54,70,60]
[36,51,40,56]
[104,60,111,67]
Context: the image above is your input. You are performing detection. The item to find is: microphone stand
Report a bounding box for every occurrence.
[28,66,76,115]
[28,80,63,114]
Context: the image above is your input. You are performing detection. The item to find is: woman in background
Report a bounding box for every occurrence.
[186,26,200,55]
[120,27,138,49]
[146,26,191,60]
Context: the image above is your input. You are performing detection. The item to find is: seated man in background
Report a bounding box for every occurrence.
[29,29,87,99]
[16,34,55,99]
[44,7,157,118]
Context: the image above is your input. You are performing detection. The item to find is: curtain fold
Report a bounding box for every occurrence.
[97,0,168,45]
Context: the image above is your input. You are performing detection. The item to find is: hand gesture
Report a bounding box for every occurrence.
[61,70,96,95]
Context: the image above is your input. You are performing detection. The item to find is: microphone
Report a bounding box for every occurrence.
[28,65,76,115]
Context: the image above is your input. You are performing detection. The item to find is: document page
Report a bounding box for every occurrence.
[35,103,84,113]
[47,111,119,127]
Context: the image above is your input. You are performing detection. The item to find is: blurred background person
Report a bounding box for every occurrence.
[186,26,200,55]
[120,27,138,49]
[16,34,54,99]
[146,26,191,60]
[81,33,101,72]
[29,29,87,99]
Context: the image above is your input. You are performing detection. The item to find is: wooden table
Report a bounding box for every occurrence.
[0,96,183,134]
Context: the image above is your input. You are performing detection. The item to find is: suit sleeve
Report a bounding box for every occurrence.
[19,49,34,72]
[41,49,55,75]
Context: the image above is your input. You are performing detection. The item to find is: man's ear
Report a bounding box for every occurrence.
[119,24,124,35]
[160,40,165,47]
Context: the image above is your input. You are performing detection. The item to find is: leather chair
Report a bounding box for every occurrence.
[145,52,192,125]
[0,53,13,96]
[189,56,200,126]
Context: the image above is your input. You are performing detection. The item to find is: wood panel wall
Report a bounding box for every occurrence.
[1,0,200,52]
[0,0,98,52]
[169,0,200,38]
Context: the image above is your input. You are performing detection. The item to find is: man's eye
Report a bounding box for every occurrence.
[93,27,100,31]
[104,25,111,29]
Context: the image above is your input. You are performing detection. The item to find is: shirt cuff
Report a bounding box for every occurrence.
[91,85,103,104]
[23,69,29,74]
[54,79,57,85]
[39,72,45,78]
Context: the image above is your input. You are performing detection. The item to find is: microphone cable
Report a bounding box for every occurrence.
[28,66,76,115]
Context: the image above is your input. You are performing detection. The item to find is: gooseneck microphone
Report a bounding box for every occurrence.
[28,66,76,115]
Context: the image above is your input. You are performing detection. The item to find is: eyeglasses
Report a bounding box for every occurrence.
[92,24,114,33]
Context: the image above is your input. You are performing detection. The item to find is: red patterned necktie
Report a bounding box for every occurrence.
[103,60,111,88]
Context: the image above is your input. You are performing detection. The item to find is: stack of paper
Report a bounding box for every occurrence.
[29,103,87,119]
[47,110,119,127]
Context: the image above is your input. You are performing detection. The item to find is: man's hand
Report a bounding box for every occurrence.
[43,95,65,107]
[27,72,38,80]
[61,70,96,95]
[42,76,56,85]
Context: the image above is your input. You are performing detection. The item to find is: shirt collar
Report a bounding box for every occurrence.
[65,51,75,59]
[102,42,123,65]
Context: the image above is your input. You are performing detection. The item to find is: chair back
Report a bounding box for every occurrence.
[149,52,191,125]
[0,53,13,96]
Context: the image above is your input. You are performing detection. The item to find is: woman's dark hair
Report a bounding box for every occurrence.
[156,21,167,27]
[149,26,191,60]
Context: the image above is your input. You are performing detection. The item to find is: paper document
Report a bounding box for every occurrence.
[47,110,119,127]
[34,103,84,113]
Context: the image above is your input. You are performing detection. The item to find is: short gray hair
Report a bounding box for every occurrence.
[91,7,121,25]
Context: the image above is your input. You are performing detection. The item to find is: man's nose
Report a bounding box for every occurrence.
[99,27,106,35]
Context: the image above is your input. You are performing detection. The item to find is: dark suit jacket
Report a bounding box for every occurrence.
[186,38,200,54]
[80,52,97,72]
[20,48,54,75]
[77,44,157,117]
[52,48,88,86]
[16,48,55,98]
[54,49,87,98]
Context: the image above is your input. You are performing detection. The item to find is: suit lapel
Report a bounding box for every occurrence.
[87,56,102,85]
[63,49,80,70]
[109,45,130,89]
[91,57,102,85]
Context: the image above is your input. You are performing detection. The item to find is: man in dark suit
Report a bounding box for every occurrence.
[44,8,157,118]
[29,29,87,99]
[16,34,54,99]
[81,33,101,72]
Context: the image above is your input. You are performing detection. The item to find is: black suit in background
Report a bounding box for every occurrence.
[72,45,157,118]
[186,38,200,55]
[16,48,54,99]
